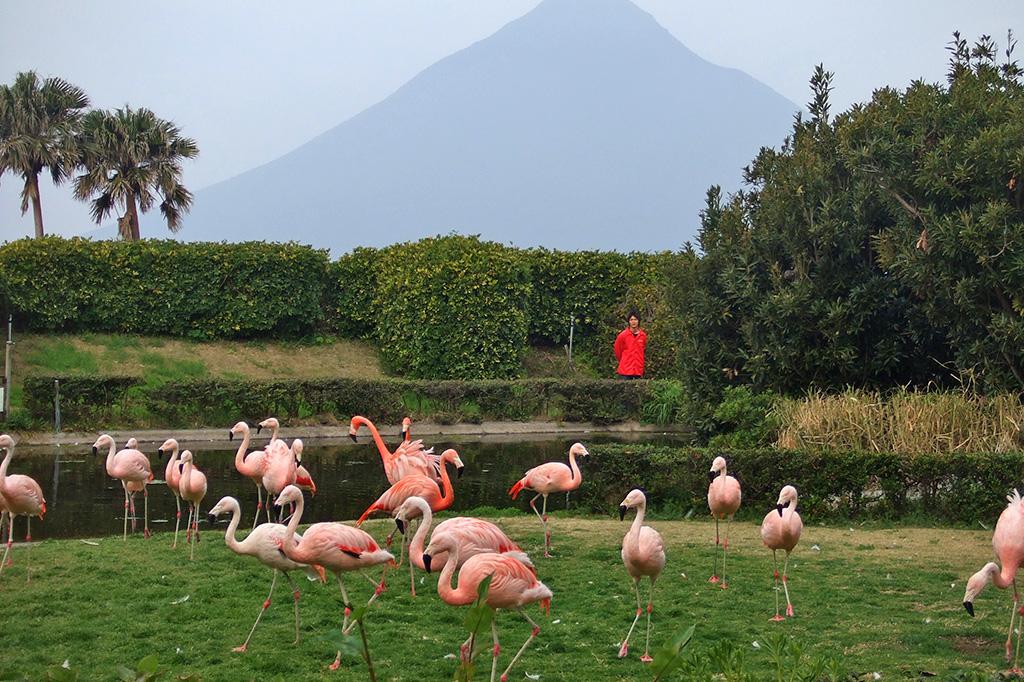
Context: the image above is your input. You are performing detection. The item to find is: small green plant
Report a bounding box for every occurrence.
[642,379,687,425]
[651,623,695,680]
[454,575,494,682]
[116,655,163,682]
[319,605,376,681]
[708,386,779,448]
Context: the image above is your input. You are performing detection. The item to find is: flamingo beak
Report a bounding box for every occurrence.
[395,518,406,535]
[618,505,627,521]
[423,554,432,573]
[776,504,784,517]
[707,471,717,481]
[92,446,98,456]
[349,433,358,443]
[207,513,216,525]
[963,601,975,617]
[457,466,465,479]
[228,431,234,441]
[157,449,164,457]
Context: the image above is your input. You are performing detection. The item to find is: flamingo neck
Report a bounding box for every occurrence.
[994,562,1017,590]
[104,439,117,475]
[568,450,582,483]
[437,544,474,606]
[437,455,456,504]
[164,445,180,482]
[0,444,12,491]
[233,430,251,469]
[181,460,192,491]
[409,500,433,561]
[782,497,799,527]
[282,494,304,552]
[359,418,393,461]
[223,502,242,554]
[628,502,646,548]
[718,465,727,479]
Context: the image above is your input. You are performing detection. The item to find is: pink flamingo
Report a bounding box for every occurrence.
[350,415,440,484]
[230,421,271,528]
[274,484,395,670]
[707,455,742,587]
[964,488,1024,672]
[157,438,185,547]
[401,416,413,442]
[93,434,152,540]
[617,489,665,662]
[292,439,317,496]
[508,442,589,558]
[179,450,208,560]
[207,495,327,652]
[761,485,803,621]
[122,438,150,537]
[393,495,530,597]
[424,533,551,682]
[257,416,283,443]
[0,434,45,580]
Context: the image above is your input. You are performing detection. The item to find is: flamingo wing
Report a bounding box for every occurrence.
[1,474,46,515]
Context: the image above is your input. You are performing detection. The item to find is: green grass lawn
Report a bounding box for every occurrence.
[0,514,1008,681]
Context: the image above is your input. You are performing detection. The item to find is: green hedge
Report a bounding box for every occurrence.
[23,374,144,424]
[581,444,1024,524]
[0,237,330,339]
[23,375,654,428]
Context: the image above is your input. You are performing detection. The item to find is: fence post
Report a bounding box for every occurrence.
[54,379,61,432]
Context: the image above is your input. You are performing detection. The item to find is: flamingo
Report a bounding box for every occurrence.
[393,495,530,597]
[617,489,665,662]
[508,442,589,558]
[761,485,803,621]
[424,533,551,682]
[230,421,271,528]
[157,438,185,547]
[274,484,394,670]
[122,438,150,537]
[707,455,742,587]
[964,488,1024,672]
[262,438,298,519]
[179,450,208,560]
[292,439,317,496]
[207,496,327,652]
[257,416,283,444]
[401,416,413,443]
[93,434,152,540]
[349,415,440,484]
[0,434,45,580]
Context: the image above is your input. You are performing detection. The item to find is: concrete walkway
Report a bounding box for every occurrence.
[17,420,687,448]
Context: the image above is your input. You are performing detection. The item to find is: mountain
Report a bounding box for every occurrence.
[159,0,797,253]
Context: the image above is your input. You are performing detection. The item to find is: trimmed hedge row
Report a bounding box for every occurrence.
[23,375,654,429]
[0,238,330,339]
[581,444,1023,524]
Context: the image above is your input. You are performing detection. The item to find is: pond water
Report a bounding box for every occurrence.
[6,432,685,540]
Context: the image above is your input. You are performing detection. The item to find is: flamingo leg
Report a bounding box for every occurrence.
[143,485,150,539]
[337,574,353,635]
[265,492,273,523]
[541,494,552,557]
[284,571,301,645]
[720,517,731,589]
[641,579,656,662]
[122,483,130,541]
[1008,588,1020,664]
[25,516,32,583]
[500,609,541,682]
[342,568,388,635]
[0,511,6,572]
[234,569,278,653]
[188,504,196,561]
[618,578,642,658]
[253,484,262,531]
[129,492,137,532]
[0,513,13,575]
[172,494,181,549]
[770,550,783,621]
[528,493,549,557]
[782,552,794,617]
[490,617,501,682]
[408,531,417,598]
[709,516,720,583]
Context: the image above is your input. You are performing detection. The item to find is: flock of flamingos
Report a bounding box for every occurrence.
[0,415,1020,676]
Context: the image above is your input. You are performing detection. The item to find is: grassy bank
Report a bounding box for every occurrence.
[0,514,1006,680]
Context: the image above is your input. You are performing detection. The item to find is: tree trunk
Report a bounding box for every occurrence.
[28,174,44,238]
[126,192,141,241]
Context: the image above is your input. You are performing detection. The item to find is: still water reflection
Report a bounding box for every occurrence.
[13,432,684,540]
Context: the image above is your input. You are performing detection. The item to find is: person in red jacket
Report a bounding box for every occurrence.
[614,310,646,379]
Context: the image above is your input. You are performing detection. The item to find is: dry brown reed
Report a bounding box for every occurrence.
[775,388,1024,453]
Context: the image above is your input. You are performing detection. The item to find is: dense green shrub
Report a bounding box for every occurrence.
[22,374,659,428]
[23,374,144,424]
[327,246,383,339]
[0,238,330,339]
[580,444,1024,524]
[373,235,531,379]
[708,386,779,448]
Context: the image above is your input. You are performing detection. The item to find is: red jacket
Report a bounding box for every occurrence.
[614,328,646,376]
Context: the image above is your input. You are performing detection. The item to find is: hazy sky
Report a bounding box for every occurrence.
[1,0,1020,242]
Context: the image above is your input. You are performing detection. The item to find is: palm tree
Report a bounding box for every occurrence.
[74,106,198,240]
[0,71,89,238]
